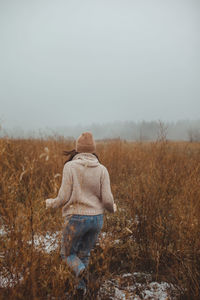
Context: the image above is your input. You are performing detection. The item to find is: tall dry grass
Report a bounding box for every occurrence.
[0,137,200,299]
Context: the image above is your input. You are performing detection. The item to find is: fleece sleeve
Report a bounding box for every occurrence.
[48,164,72,209]
[101,167,115,213]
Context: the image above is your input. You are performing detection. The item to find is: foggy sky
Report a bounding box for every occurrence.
[0,0,199,131]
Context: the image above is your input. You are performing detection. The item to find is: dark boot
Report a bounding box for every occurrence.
[75,287,86,299]
[75,269,87,299]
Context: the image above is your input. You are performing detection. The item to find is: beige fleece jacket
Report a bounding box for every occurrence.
[47,153,115,216]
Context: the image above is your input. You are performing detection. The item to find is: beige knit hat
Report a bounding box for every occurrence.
[76,132,96,153]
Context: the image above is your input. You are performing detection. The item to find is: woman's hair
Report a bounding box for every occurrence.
[63,150,100,164]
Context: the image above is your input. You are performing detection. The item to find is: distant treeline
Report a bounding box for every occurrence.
[1,119,200,141]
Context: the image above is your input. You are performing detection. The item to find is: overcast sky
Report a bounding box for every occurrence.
[0,0,199,130]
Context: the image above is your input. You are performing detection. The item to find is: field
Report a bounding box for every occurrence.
[0,137,200,299]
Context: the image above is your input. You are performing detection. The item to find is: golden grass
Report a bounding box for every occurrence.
[0,138,200,299]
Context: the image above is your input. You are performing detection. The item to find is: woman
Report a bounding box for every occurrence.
[45,132,116,297]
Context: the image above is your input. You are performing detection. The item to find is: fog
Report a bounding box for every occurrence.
[0,0,200,134]
[1,120,200,142]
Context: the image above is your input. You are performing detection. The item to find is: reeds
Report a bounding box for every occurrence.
[0,137,200,299]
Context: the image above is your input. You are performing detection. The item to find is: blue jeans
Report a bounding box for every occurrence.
[61,214,103,289]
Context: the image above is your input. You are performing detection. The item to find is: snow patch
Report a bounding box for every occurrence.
[32,232,59,253]
[98,273,181,300]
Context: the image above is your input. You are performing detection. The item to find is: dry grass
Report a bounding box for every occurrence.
[0,137,200,299]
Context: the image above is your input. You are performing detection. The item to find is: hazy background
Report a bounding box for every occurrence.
[0,0,199,139]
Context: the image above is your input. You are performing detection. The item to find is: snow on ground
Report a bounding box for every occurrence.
[0,231,60,288]
[142,282,174,300]
[0,226,7,236]
[98,273,181,300]
[1,230,182,299]
[0,270,24,289]
[32,231,60,253]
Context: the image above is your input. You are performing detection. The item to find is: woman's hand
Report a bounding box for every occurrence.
[113,203,117,213]
[45,198,54,209]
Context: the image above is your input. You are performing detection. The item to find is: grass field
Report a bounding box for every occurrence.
[0,138,200,299]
